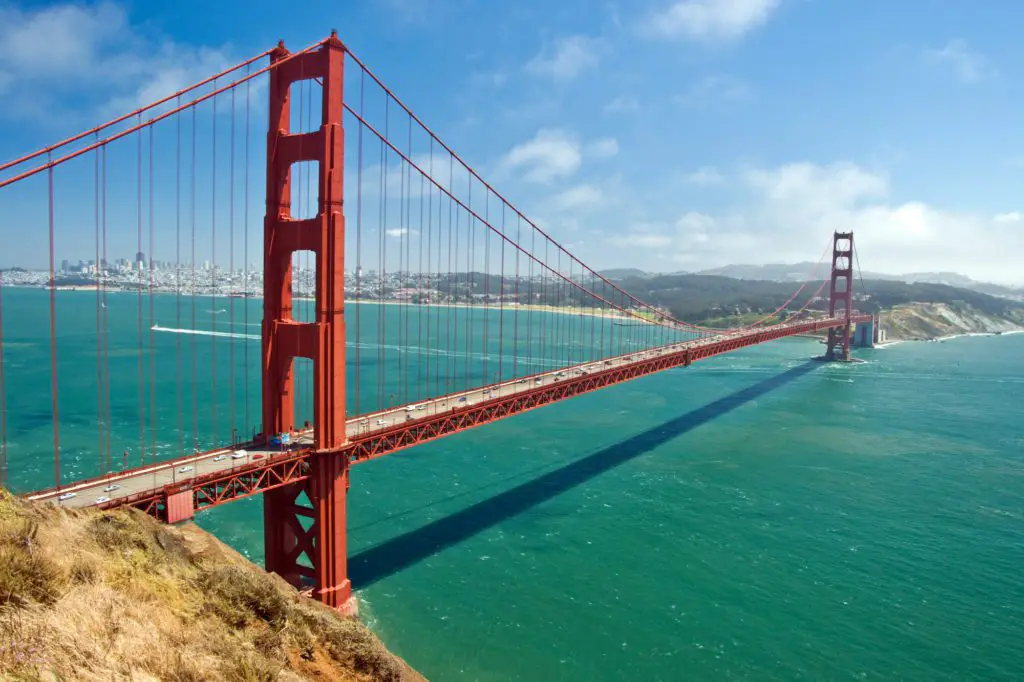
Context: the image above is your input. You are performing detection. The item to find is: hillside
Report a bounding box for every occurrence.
[609,272,1024,329]
[0,490,425,681]
[882,303,1024,340]
[619,264,1024,300]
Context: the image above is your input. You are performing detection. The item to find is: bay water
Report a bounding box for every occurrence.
[2,288,1022,680]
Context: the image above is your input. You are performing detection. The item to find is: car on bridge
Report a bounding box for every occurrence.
[103,484,120,493]
[178,465,193,474]
[58,492,75,502]
[232,450,247,459]
[94,496,110,505]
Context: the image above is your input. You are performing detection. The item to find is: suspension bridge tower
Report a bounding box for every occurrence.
[260,33,356,614]
[824,231,854,361]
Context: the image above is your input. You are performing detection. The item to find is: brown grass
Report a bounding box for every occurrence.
[0,490,426,681]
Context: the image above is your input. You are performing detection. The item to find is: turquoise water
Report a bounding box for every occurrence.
[3,288,1024,680]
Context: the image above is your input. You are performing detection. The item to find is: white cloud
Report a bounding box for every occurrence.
[682,166,724,186]
[925,39,994,84]
[606,162,1022,283]
[0,2,234,121]
[604,95,640,114]
[385,227,419,238]
[993,212,1022,224]
[551,184,604,212]
[676,75,752,108]
[498,129,582,183]
[352,152,462,199]
[525,35,602,81]
[609,230,674,248]
[642,0,781,42]
[587,138,620,159]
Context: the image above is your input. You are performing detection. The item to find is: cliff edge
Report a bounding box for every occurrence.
[882,302,1024,341]
[0,490,425,681]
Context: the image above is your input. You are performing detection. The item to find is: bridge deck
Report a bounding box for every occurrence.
[26,315,868,515]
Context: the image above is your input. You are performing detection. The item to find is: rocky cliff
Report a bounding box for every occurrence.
[882,302,1024,341]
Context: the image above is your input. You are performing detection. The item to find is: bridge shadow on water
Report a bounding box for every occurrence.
[349,360,818,588]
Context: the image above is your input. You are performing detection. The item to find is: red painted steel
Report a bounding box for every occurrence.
[826,232,855,361]
[165,489,195,523]
[261,33,351,609]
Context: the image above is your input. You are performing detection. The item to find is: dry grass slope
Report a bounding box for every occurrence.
[0,490,425,682]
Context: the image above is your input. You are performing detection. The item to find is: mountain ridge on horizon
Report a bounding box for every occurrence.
[600,264,1024,298]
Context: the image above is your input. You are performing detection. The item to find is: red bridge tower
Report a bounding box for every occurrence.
[824,231,854,362]
[260,33,355,613]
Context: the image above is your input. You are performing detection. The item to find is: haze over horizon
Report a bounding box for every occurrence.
[1,0,1021,283]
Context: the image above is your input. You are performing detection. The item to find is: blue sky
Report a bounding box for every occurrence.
[1,0,1022,283]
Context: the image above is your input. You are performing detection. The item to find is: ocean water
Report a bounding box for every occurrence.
[3,288,1023,680]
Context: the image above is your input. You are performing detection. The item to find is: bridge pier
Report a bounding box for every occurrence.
[853,316,875,349]
[264,453,354,614]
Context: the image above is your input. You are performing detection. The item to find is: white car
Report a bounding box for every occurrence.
[231,450,247,460]
[94,496,110,505]
[178,465,194,474]
[103,484,120,493]
[376,419,387,426]
[213,454,227,462]
[58,492,75,501]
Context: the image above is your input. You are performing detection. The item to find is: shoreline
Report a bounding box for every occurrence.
[3,283,654,323]
[877,329,1023,348]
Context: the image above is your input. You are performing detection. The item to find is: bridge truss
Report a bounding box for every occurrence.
[1,33,873,612]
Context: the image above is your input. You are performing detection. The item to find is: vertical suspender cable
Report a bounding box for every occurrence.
[243,71,251,437]
[417,158,425,402]
[102,146,111,470]
[464,178,472,388]
[47,158,61,488]
[482,193,489,384]
[378,117,386,412]
[404,116,413,403]
[149,127,156,462]
[445,160,453,394]
[191,106,198,452]
[137,115,146,465]
[498,206,505,384]
[94,135,103,473]
[528,228,534,374]
[211,89,219,445]
[355,67,364,416]
[229,87,236,442]
[176,96,184,455]
[450,167,458,393]
[513,216,521,378]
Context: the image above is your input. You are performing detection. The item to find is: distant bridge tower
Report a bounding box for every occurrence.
[824,231,854,361]
[260,33,355,614]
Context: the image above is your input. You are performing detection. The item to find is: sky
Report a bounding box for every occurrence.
[1,0,1023,284]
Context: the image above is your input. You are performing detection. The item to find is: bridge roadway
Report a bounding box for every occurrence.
[27,315,863,512]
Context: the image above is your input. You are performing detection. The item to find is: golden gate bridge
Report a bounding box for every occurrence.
[0,32,875,614]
